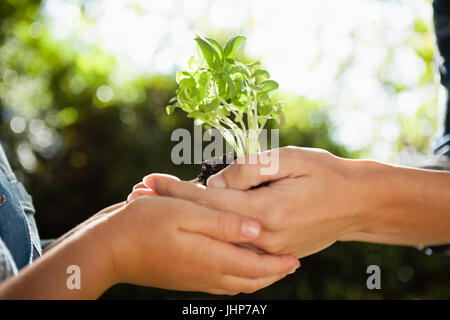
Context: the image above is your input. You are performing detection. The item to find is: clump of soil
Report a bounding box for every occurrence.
[196,153,236,186]
[196,153,269,189]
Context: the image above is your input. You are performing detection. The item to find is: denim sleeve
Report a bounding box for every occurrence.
[0,236,18,282]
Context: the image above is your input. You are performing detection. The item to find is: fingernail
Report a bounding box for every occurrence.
[240,219,261,241]
[207,174,226,188]
[288,261,300,274]
[143,178,156,190]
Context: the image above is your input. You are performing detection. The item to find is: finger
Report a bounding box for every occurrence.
[223,249,300,279]
[207,146,303,190]
[184,231,300,278]
[143,173,180,190]
[206,289,239,296]
[127,188,158,203]
[178,203,261,242]
[132,182,146,190]
[220,272,292,294]
[144,173,263,220]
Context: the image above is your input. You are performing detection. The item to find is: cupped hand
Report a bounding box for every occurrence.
[105,194,299,295]
[140,147,370,258]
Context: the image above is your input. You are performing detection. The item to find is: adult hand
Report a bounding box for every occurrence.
[141,147,370,258]
[106,195,300,295]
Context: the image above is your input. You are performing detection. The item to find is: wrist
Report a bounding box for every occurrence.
[97,202,138,285]
[65,213,120,292]
[345,159,433,236]
[342,158,395,235]
[340,158,450,245]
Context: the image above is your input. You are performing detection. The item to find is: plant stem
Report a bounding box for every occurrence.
[202,117,243,156]
[218,118,246,156]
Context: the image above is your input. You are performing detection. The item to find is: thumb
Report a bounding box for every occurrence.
[207,147,298,190]
[179,203,262,243]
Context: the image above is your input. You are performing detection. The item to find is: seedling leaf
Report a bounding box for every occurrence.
[224,35,246,60]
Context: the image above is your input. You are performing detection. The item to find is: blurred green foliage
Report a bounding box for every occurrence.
[0,0,449,299]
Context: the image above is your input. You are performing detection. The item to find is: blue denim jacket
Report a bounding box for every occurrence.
[0,143,41,282]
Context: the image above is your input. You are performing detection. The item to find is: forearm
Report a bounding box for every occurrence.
[0,216,116,299]
[348,160,450,246]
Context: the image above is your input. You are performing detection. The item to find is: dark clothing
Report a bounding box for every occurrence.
[434,0,450,136]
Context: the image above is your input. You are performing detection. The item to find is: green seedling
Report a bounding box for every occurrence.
[166,35,285,157]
